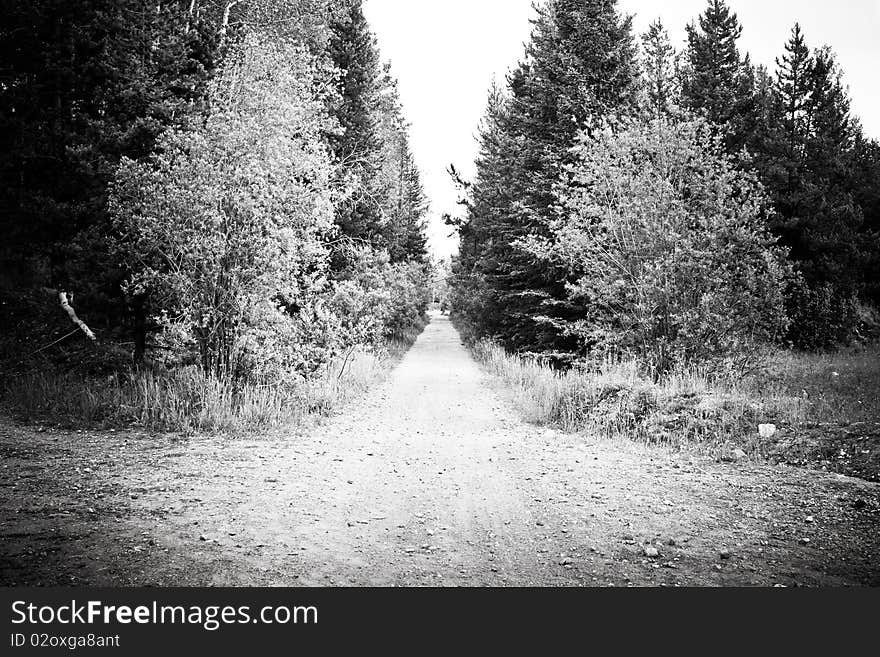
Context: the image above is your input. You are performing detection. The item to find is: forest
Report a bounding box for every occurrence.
[1,0,878,591]
[446,0,880,480]
[452,0,880,360]
[448,0,880,470]
[0,0,433,430]
[1,0,877,459]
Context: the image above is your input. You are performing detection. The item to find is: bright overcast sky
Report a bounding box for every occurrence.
[362,0,880,260]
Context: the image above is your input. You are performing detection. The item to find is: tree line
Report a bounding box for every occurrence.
[450,0,880,374]
[0,0,431,384]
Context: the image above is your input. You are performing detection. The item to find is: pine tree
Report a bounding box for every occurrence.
[454,0,639,356]
[797,46,866,295]
[452,84,523,342]
[641,19,679,119]
[325,0,428,270]
[326,0,386,248]
[743,64,786,209]
[750,26,878,346]
[387,135,429,264]
[805,47,854,178]
[773,24,812,221]
[777,24,812,150]
[0,1,219,345]
[373,68,429,264]
[681,0,753,151]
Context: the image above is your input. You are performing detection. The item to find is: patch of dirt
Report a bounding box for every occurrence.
[761,423,880,483]
[1,313,878,586]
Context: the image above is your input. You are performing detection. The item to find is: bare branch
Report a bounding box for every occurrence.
[219,0,240,44]
[58,292,97,342]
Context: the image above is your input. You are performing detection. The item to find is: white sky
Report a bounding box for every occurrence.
[362,0,880,260]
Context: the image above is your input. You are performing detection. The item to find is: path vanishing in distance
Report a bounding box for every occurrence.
[1,313,878,586]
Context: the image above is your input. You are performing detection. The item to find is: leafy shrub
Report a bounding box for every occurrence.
[523,116,793,376]
[110,35,338,385]
[855,302,880,343]
[330,247,430,346]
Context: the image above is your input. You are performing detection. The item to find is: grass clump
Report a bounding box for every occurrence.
[473,340,880,459]
[0,341,411,434]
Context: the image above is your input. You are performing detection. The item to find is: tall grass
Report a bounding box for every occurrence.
[1,344,403,434]
[761,348,880,425]
[473,340,816,453]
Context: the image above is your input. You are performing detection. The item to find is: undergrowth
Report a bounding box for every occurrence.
[472,339,880,458]
[0,328,423,434]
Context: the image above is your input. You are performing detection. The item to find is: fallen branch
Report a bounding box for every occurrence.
[19,328,81,361]
[58,292,97,342]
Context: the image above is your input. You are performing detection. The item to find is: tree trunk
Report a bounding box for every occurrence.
[133,295,147,367]
[219,0,239,45]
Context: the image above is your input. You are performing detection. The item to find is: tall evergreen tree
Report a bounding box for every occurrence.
[760,23,814,248]
[776,23,812,152]
[797,46,867,295]
[452,84,519,341]
[326,0,386,248]
[454,0,639,356]
[745,25,879,345]
[386,139,429,263]
[0,1,219,337]
[640,19,679,119]
[325,1,428,268]
[373,67,429,264]
[680,0,753,151]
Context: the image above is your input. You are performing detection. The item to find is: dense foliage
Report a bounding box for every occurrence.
[524,118,792,374]
[451,0,879,372]
[111,36,338,383]
[327,2,428,269]
[452,0,639,359]
[677,3,880,346]
[1,0,430,386]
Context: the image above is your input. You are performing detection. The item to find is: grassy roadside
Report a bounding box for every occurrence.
[0,321,427,435]
[471,339,880,481]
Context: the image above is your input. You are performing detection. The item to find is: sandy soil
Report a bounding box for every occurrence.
[1,313,878,586]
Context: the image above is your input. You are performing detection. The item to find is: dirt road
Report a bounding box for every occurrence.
[1,313,878,586]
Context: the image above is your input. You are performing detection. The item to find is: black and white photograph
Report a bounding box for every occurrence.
[1,0,879,619]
